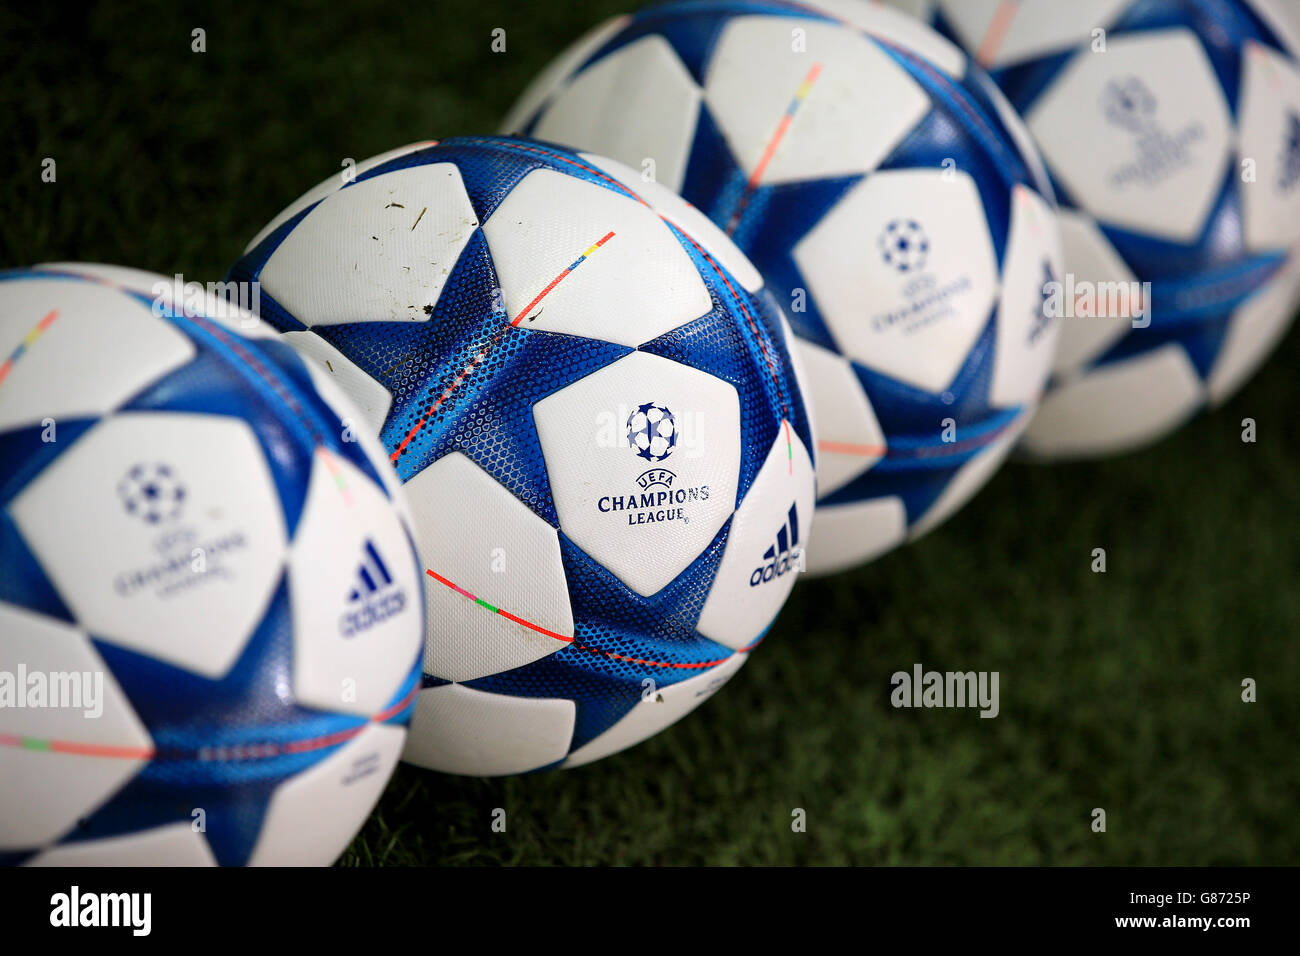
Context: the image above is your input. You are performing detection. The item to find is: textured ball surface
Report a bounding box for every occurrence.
[505,0,1065,574]
[0,265,424,866]
[227,136,816,775]
[889,0,1300,457]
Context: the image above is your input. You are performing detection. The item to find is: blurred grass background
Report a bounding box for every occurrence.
[3,0,1296,865]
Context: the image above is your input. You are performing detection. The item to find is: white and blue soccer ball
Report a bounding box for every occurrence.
[0,265,424,865]
[227,136,817,775]
[505,0,1065,574]
[889,0,1300,457]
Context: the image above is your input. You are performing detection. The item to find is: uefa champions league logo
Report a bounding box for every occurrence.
[595,400,710,526]
[627,402,677,462]
[1101,75,1205,188]
[117,463,186,524]
[1280,112,1300,192]
[870,217,973,336]
[111,462,251,600]
[878,219,929,273]
[1103,76,1157,133]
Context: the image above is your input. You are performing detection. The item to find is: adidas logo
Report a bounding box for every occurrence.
[1280,112,1300,192]
[339,539,407,637]
[749,503,804,587]
[348,539,393,601]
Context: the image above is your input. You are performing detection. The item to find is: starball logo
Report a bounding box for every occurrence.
[1101,76,1206,188]
[595,401,710,527]
[111,463,250,598]
[878,219,929,273]
[117,463,186,525]
[871,219,975,336]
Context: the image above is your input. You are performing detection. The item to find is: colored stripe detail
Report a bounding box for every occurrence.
[0,309,58,389]
[510,230,617,326]
[0,683,419,763]
[818,440,888,457]
[817,410,1025,460]
[424,568,737,670]
[426,568,573,642]
[728,62,824,234]
[390,325,509,461]
[976,0,1021,68]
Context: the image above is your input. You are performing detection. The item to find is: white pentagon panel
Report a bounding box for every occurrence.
[287,451,421,716]
[11,413,287,678]
[259,162,479,326]
[1050,210,1141,372]
[793,340,883,497]
[243,141,439,252]
[795,168,999,392]
[1026,30,1233,242]
[36,261,187,295]
[0,276,194,432]
[34,262,274,342]
[1238,40,1300,251]
[704,16,932,184]
[403,452,572,683]
[280,330,393,438]
[248,722,405,866]
[404,682,575,776]
[1207,254,1300,405]
[500,14,634,134]
[532,351,741,597]
[578,152,764,292]
[990,185,1064,408]
[909,426,1020,539]
[291,352,410,518]
[533,36,702,196]
[811,0,967,78]
[1021,345,1204,458]
[483,169,711,346]
[931,0,1130,68]
[26,823,217,867]
[695,425,815,650]
[805,497,908,576]
[1248,0,1300,56]
[0,603,152,849]
[562,650,749,768]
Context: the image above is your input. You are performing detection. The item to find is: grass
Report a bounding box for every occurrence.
[4,0,1297,866]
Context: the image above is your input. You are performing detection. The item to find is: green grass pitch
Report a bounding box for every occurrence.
[3,0,1296,865]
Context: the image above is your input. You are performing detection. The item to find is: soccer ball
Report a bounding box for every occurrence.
[504,0,1064,574]
[0,265,423,865]
[888,0,1300,457]
[226,136,816,775]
